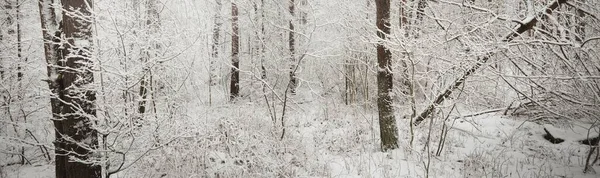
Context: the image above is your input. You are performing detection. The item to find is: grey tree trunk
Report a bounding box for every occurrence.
[375,0,399,152]
[16,0,23,81]
[260,0,267,87]
[288,0,297,94]
[210,0,222,87]
[1,0,16,79]
[230,1,240,100]
[37,0,64,176]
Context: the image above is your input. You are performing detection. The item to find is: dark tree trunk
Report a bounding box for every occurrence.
[138,76,148,114]
[375,0,399,152]
[230,2,240,100]
[289,0,297,94]
[39,0,101,177]
[59,0,100,177]
[260,0,267,85]
[15,0,23,81]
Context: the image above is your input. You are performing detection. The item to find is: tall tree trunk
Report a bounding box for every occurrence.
[1,0,25,80]
[16,0,23,81]
[399,0,408,29]
[230,1,240,100]
[210,0,222,87]
[375,0,399,152]
[260,0,266,77]
[1,0,15,80]
[574,0,585,42]
[260,0,266,81]
[60,0,100,176]
[396,0,414,110]
[258,0,267,95]
[15,0,25,164]
[39,0,101,177]
[288,0,297,94]
[209,0,222,105]
[251,0,266,94]
[38,0,64,176]
[139,0,160,115]
[413,0,427,37]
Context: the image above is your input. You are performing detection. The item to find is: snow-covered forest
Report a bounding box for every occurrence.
[1,0,600,177]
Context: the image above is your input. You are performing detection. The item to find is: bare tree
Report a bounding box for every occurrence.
[230,1,240,100]
[376,0,399,151]
[259,0,267,89]
[2,0,25,81]
[38,0,101,177]
[0,1,9,79]
[138,0,161,116]
[37,0,64,175]
[398,0,408,30]
[413,0,571,126]
[15,0,23,81]
[210,0,222,88]
[288,0,297,94]
[1,0,18,80]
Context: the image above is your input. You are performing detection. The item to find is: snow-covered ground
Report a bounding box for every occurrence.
[3,99,598,178]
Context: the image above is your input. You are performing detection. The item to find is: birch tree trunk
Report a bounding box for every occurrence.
[288,0,297,94]
[37,0,64,176]
[16,0,23,81]
[1,0,16,79]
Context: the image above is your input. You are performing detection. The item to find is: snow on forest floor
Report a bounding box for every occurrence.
[2,98,599,178]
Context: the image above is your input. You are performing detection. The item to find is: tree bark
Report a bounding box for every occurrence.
[376,0,399,152]
[15,0,22,81]
[210,0,222,87]
[399,0,408,29]
[60,0,100,176]
[230,1,240,100]
[37,0,65,176]
[260,0,267,86]
[289,0,297,94]
[1,0,15,80]
[38,0,101,177]
[0,0,24,81]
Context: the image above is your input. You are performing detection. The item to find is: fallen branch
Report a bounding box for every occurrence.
[413,0,569,126]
